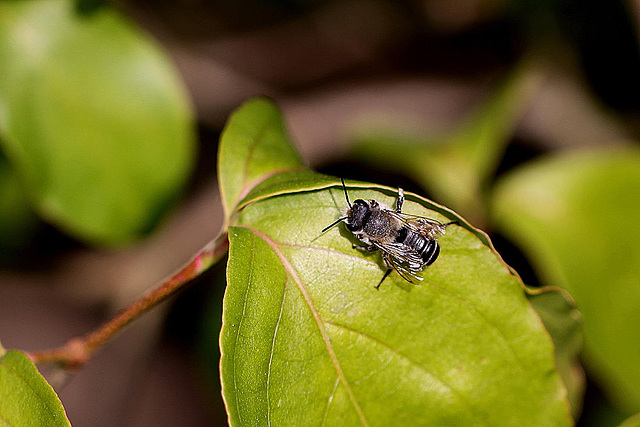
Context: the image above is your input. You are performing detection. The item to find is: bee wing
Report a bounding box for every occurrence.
[373,241,425,283]
[387,211,446,237]
[389,257,424,283]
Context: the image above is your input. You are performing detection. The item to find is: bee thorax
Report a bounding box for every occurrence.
[362,211,392,238]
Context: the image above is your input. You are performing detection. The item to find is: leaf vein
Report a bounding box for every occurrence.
[425,280,527,371]
[0,355,61,422]
[0,412,10,426]
[247,226,370,427]
[235,166,307,212]
[320,377,340,427]
[232,233,255,426]
[266,279,287,427]
[240,122,269,198]
[323,320,482,416]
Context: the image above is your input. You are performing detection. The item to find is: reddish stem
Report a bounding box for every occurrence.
[28,234,229,368]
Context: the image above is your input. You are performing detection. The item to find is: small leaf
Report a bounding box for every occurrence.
[350,58,541,225]
[0,0,195,245]
[0,350,70,426]
[493,146,640,412]
[218,97,304,218]
[220,178,571,425]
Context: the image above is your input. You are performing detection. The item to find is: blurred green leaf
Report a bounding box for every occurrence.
[196,264,228,423]
[218,96,304,219]
[619,413,640,427]
[493,147,640,412]
[0,349,70,426]
[0,0,195,245]
[0,152,39,252]
[351,58,542,225]
[527,287,584,418]
[218,98,571,425]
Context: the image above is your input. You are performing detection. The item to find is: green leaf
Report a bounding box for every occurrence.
[350,58,541,225]
[217,98,571,424]
[220,179,571,425]
[527,287,584,418]
[619,413,640,427]
[0,350,70,426]
[0,151,39,252]
[0,0,195,245]
[493,146,640,412]
[218,97,304,218]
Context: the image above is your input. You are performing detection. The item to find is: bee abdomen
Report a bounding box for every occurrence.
[396,228,440,267]
[421,239,440,266]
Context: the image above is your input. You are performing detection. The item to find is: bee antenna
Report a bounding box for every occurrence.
[442,221,460,228]
[341,177,352,209]
[322,217,348,233]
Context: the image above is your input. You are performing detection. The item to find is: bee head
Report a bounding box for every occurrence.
[321,178,374,234]
[346,199,369,231]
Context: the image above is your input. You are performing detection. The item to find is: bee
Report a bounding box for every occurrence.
[322,178,457,289]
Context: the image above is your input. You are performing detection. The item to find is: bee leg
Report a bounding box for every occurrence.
[376,253,395,289]
[396,188,404,213]
[352,244,377,252]
[375,268,393,290]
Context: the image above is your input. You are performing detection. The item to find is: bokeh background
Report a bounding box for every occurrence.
[1,0,639,425]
